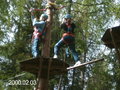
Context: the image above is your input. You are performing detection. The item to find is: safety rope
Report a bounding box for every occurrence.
[30,6,66,11]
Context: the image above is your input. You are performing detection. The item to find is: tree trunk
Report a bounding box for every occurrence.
[68,0,72,14]
[41,8,53,58]
[37,0,54,90]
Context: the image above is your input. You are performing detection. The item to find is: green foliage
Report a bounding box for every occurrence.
[87,62,112,90]
[0,0,120,89]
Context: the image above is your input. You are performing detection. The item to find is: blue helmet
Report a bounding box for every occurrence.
[64,14,72,19]
[40,14,48,19]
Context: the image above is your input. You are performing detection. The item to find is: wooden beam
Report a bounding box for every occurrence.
[67,58,104,70]
[110,29,120,64]
[103,40,120,44]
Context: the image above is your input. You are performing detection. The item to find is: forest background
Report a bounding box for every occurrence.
[0,0,120,90]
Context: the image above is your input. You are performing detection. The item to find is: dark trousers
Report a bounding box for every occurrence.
[54,39,79,62]
[31,38,40,57]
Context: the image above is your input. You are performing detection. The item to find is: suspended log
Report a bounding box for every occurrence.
[67,58,104,70]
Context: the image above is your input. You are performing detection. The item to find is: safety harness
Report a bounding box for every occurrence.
[32,22,47,42]
[62,23,75,44]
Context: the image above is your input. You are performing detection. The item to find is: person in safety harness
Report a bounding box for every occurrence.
[53,14,81,66]
[30,9,48,58]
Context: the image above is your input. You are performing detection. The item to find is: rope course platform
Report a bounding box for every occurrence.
[20,57,69,78]
[101,26,120,48]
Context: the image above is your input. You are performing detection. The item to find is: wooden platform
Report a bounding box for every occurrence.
[20,57,69,77]
[101,26,120,48]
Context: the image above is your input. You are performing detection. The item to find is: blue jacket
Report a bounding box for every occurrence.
[31,16,46,33]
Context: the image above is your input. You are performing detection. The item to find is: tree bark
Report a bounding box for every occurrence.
[41,0,53,58]
[37,0,54,90]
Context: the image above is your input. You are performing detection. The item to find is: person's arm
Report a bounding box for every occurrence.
[29,8,36,26]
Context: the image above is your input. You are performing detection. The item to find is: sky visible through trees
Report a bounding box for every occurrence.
[0,0,120,90]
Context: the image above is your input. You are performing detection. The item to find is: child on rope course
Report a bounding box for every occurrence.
[29,1,57,58]
[53,14,81,66]
[29,9,48,58]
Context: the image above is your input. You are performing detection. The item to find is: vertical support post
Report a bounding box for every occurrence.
[110,28,120,64]
[37,0,54,90]
[42,2,53,58]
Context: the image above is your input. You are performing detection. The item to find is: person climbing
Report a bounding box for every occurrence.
[53,14,81,66]
[29,8,48,58]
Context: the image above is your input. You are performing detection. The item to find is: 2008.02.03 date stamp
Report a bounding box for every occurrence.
[8,80,37,85]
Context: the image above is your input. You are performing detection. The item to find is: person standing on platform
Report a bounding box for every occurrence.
[53,14,81,66]
[30,9,48,58]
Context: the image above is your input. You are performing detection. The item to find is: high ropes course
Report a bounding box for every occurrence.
[20,0,120,90]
